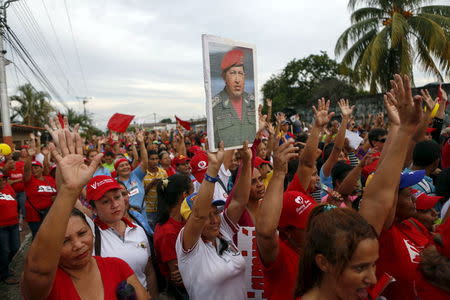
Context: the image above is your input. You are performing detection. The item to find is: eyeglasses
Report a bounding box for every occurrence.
[377,138,387,143]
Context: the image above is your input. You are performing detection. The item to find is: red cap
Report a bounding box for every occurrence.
[412,189,443,210]
[114,158,129,170]
[190,151,208,183]
[31,161,43,167]
[21,145,29,149]
[188,145,202,155]
[255,157,270,168]
[86,175,121,201]
[221,49,244,71]
[279,191,317,229]
[172,155,190,166]
[426,127,437,133]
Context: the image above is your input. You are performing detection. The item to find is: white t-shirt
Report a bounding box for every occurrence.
[193,164,231,201]
[176,211,246,300]
[86,216,151,288]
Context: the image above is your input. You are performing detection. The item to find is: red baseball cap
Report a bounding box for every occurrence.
[412,189,443,210]
[190,151,208,183]
[86,175,121,201]
[114,158,129,170]
[255,157,270,168]
[221,49,244,71]
[31,161,43,167]
[279,191,317,229]
[172,155,190,166]
[188,145,202,155]
[426,127,437,133]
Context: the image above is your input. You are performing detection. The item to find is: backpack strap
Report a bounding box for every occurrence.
[94,224,101,256]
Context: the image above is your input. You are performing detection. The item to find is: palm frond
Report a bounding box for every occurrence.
[351,7,385,23]
[391,12,409,48]
[341,29,377,67]
[418,13,450,33]
[335,17,379,56]
[369,27,390,72]
[415,39,444,81]
[399,40,413,76]
[418,5,450,16]
[409,15,447,53]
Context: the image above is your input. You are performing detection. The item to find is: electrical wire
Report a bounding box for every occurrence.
[63,0,88,95]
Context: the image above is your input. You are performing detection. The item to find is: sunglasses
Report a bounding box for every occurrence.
[377,138,387,143]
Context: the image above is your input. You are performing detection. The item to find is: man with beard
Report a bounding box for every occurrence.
[212,49,256,148]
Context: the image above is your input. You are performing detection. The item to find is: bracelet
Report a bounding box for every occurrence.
[204,173,219,183]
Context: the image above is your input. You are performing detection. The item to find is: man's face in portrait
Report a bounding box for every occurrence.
[224,65,245,99]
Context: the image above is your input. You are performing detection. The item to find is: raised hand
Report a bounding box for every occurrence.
[276,112,286,124]
[266,98,272,107]
[272,139,298,174]
[49,127,102,190]
[258,104,268,130]
[45,116,80,151]
[420,89,438,117]
[384,90,400,126]
[313,98,335,128]
[207,141,225,170]
[237,141,252,163]
[135,128,145,143]
[338,98,354,118]
[391,74,423,132]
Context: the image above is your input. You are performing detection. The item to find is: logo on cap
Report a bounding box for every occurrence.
[90,178,115,190]
[197,161,207,169]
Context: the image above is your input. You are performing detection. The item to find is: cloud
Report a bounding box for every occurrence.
[4,0,447,130]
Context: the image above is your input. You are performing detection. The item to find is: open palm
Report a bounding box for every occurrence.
[313,98,335,127]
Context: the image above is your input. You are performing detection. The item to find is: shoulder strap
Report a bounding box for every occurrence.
[94,224,101,256]
[217,178,229,194]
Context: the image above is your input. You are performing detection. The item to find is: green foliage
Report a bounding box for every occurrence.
[159,118,172,124]
[261,52,361,114]
[65,108,103,138]
[336,0,450,92]
[10,83,54,128]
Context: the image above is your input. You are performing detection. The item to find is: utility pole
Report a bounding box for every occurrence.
[76,96,91,117]
[0,0,16,145]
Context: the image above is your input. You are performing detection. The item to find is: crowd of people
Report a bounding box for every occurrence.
[0,73,449,300]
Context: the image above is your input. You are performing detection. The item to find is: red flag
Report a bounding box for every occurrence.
[57,112,65,128]
[175,115,191,130]
[107,113,135,133]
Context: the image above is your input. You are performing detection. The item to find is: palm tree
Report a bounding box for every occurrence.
[65,108,103,137]
[10,83,54,127]
[335,0,450,92]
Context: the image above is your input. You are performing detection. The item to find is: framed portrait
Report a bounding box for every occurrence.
[202,34,258,152]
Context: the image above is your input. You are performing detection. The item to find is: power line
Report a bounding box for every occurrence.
[14,0,77,96]
[63,0,88,95]
[3,22,68,109]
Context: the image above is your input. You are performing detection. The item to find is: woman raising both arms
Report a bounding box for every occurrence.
[22,120,149,300]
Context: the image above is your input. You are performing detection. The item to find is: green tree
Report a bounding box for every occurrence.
[160,118,172,124]
[261,52,359,114]
[335,0,450,93]
[65,108,103,137]
[10,83,54,127]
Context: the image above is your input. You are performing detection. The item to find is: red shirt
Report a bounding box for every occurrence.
[362,151,381,178]
[231,97,243,120]
[46,256,134,300]
[0,183,18,226]
[164,166,176,177]
[153,217,185,278]
[7,161,25,192]
[376,218,434,299]
[24,176,57,222]
[262,238,299,300]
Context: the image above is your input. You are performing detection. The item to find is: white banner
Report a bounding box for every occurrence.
[237,227,267,300]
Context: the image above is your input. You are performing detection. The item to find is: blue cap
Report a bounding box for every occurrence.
[399,170,426,189]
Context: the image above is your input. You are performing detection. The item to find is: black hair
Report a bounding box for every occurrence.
[435,168,450,199]
[331,161,353,187]
[156,174,191,225]
[12,152,20,161]
[104,151,115,158]
[148,150,158,157]
[158,151,168,160]
[70,208,90,227]
[412,140,441,168]
[296,133,308,143]
[368,128,388,147]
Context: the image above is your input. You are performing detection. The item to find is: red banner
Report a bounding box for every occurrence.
[175,115,191,130]
[107,113,135,133]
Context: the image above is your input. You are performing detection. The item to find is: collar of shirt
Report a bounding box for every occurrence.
[94,217,136,230]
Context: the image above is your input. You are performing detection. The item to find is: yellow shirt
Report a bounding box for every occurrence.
[143,167,168,213]
[263,170,273,188]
